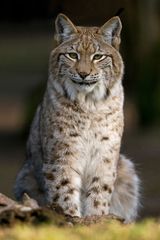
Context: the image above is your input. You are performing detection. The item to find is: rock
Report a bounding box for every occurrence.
[0,192,124,226]
[22,193,40,209]
[0,193,16,207]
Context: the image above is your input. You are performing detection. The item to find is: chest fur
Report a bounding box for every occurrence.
[40,93,124,168]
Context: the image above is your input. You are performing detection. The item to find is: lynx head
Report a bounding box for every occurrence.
[49,14,124,101]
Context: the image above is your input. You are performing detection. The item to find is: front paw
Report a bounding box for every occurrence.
[50,198,81,217]
[63,202,81,217]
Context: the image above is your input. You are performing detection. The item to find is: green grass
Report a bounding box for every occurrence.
[0,219,160,240]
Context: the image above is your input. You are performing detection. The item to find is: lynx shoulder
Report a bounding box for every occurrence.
[14,14,140,222]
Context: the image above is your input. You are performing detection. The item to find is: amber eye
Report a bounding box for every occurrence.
[66,52,78,60]
[93,54,106,61]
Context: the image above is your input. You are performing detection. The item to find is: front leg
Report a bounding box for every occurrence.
[83,162,116,217]
[43,163,82,217]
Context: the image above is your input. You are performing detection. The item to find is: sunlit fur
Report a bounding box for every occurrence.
[14,14,140,223]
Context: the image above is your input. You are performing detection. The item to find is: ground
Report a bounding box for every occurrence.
[0,219,160,240]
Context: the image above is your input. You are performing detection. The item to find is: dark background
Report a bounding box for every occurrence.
[0,0,160,219]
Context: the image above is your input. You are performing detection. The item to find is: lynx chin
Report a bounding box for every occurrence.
[14,14,140,222]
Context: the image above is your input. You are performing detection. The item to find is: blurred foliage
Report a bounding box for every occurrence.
[0,0,160,129]
[0,219,160,240]
[135,41,160,126]
[24,80,46,137]
[121,0,160,127]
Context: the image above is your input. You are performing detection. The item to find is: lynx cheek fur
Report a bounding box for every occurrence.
[14,14,140,222]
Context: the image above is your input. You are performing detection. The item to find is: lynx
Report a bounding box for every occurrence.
[14,14,140,222]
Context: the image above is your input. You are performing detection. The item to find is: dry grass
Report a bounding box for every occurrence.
[0,219,160,240]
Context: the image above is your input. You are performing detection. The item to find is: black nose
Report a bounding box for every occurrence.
[78,72,89,79]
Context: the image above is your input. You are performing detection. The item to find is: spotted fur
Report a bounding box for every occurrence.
[14,14,140,222]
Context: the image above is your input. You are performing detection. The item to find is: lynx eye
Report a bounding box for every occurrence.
[93,54,106,61]
[66,52,78,60]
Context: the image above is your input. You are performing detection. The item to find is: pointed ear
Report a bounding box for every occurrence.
[99,17,122,50]
[55,14,77,43]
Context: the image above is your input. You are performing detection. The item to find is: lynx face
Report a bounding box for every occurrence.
[49,14,124,101]
[57,38,116,93]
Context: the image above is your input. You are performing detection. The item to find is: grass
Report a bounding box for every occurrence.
[0,219,160,240]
